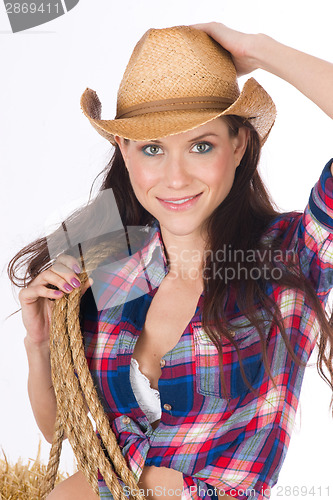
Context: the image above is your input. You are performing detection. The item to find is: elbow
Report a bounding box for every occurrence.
[40,424,67,444]
[41,425,57,444]
[43,430,67,444]
[44,432,54,445]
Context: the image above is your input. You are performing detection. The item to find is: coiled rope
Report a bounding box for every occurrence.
[40,243,145,500]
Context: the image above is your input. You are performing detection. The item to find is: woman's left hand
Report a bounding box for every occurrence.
[190,22,260,76]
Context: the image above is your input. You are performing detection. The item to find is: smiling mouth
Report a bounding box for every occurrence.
[158,193,202,205]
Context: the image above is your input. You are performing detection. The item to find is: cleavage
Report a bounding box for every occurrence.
[131,279,203,390]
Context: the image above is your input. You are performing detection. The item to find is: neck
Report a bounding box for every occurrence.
[159,226,207,284]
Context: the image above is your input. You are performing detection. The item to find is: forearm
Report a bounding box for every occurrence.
[24,335,57,443]
[253,34,333,119]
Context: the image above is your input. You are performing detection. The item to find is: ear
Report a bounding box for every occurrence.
[232,127,250,168]
[114,135,129,165]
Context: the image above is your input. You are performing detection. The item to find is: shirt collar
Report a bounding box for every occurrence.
[90,221,168,312]
[149,218,168,271]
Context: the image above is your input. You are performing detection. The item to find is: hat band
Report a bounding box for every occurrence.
[115,96,234,119]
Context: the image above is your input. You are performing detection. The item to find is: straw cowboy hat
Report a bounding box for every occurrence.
[80,25,276,146]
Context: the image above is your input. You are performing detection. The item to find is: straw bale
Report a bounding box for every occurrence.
[0,442,71,500]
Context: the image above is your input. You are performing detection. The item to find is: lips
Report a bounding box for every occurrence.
[157,193,202,211]
[162,195,197,204]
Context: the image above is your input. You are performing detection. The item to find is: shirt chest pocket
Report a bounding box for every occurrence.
[193,322,266,400]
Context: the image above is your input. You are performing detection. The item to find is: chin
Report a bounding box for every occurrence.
[159,219,204,238]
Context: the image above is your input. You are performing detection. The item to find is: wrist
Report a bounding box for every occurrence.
[250,33,275,71]
[24,335,52,378]
[24,335,50,354]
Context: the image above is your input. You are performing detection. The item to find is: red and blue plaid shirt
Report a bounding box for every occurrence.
[80,159,333,499]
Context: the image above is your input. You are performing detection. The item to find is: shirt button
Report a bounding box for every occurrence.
[160,358,166,368]
[122,416,130,425]
[163,403,172,411]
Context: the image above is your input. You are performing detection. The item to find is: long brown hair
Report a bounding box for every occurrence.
[7,116,333,412]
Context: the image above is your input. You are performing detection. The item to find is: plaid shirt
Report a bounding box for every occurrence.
[80,159,333,500]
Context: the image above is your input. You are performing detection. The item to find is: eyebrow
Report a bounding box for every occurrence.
[148,133,219,144]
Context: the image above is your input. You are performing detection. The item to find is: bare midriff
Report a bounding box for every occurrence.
[131,277,235,500]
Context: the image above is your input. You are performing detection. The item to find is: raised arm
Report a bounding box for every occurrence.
[191,22,333,120]
[254,36,333,121]
[191,23,333,176]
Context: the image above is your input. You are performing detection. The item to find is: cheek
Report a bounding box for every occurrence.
[127,162,157,200]
[205,157,236,195]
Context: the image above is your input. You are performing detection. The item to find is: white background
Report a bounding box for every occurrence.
[1,0,333,498]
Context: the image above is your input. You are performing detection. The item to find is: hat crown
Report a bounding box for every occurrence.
[116,26,240,116]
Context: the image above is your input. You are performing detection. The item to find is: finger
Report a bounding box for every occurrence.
[54,253,82,274]
[19,283,64,305]
[190,23,214,35]
[47,276,93,303]
[34,268,81,294]
[47,277,93,303]
[190,23,205,28]
[190,22,224,35]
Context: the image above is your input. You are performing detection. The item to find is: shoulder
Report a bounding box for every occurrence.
[261,211,302,243]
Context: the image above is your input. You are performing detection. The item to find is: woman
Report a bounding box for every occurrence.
[8,23,333,500]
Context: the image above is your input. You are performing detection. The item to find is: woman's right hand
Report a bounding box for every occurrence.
[190,22,261,76]
[19,254,93,346]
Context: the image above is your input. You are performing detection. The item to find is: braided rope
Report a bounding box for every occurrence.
[41,410,65,497]
[41,243,146,499]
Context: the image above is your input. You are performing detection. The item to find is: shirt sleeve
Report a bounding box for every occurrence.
[296,158,333,304]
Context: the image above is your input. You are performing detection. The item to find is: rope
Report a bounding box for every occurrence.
[41,243,146,500]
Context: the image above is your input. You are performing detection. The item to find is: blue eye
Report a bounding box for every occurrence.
[142,144,163,156]
[192,142,213,154]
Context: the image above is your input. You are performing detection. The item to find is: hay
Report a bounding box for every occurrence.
[0,442,71,500]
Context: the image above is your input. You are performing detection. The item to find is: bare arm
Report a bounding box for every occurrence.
[191,22,333,118]
[24,336,57,443]
[253,34,333,120]
[191,23,333,175]
[19,254,92,443]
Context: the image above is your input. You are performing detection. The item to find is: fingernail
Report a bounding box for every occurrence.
[64,283,73,292]
[73,264,81,274]
[71,278,81,288]
[54,290,63,296]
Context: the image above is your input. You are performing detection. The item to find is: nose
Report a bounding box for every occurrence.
[164,154,192,189]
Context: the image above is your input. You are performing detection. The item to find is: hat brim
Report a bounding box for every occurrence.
[80,77,276,147]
